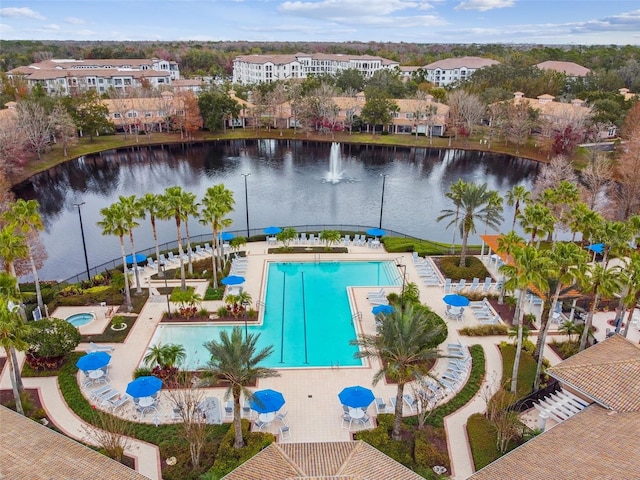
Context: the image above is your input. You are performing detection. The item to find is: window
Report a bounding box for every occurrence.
[406,113,413,119]
[127,111,138,118]
[113,113,122,119]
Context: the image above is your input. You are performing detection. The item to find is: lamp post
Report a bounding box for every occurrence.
[396,263,406,312]
[379,174,389,229]
[241,173,251,238]
[73,202,91,282]
[159,262,171,318]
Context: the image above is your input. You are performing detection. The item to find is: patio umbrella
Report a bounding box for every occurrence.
[587,243,605,254]
[218,232,234,242]
[125,253,147,265]
[126,375,162,398]
[338,385,375,408]
[250,389,285,413]
[263,226,282,235]
[372,304,395,315]
[221,275,245,286]
[366,228,386,237]
[443,294,470,307]
[75,351,111,371]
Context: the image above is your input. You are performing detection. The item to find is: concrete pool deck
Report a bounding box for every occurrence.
[3,240,632,479]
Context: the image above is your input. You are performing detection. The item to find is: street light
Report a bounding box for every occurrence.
[379,174,389,229]
[396,263,406,312]
[73,202,91,282]
[159,262,171,318]
[241,173,251,238]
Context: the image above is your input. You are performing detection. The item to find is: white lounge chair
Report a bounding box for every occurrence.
[469,278,480,291]
[88,342,114,353]
[403,394,418,413]
[481,277,492,293]
[367,288,385,299]
[443,278,452,293]
[453,279,466,293]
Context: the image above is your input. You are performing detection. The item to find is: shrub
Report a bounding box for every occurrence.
[459,324,509,336]
[414,432,449,469]
[133,367,153,378]
[467,413,502,470]
[111,315,126,327]
[25,318,81,369]
[216,306,229,317]
[437,256,489,281]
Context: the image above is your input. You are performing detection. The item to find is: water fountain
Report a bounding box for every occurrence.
[325,142,344,184]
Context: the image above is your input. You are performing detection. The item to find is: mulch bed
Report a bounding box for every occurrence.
[0,388,45,417]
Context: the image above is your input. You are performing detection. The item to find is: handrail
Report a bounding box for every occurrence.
[352,311,362,322]
[256,300,266,311]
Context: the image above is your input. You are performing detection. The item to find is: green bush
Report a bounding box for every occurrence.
[437,256,489,281]
[25,318,81,360]
[467,413,502,470]
[414,432,449,470]
[382,237,450,256]
[459,324,509,336]
[551,339,580,359]
[133,367,152,378]
[204,287,224,301]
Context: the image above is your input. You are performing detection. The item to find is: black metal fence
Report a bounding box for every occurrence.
[506,380,560,413]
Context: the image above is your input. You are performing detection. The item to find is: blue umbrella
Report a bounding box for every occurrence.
[125,253,147,265]
[372,304,395,315]
[76,351,111,371]
[218,232,234,241]
[366,228,386,237]
[221,275,245,286]
[126,376,162,398]
[250,389,285,413]
[587,243,605,254]
[338,385,375,408]
[443,294,470,307]
[264,226,282,235]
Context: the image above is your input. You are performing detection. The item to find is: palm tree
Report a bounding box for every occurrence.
[496,231,524,305]
[568,203,602,245]
[2,199,45,309]
[438,182,504,267]
[0,272,26,395]
[200,185,235,287]
[160,186,191,290]
[97,203,133,312]
[117,195,143,294]
[506,185,531,232]
[499,245,548,394]
[558,320,580,342]
[621,253,640,338]
[540,182,580,241]
[518,203,555,247]
[138,193,164,274]
[204,326,279,449]
[596,220,631,268]
[0,226,28,284]
[533,242,587,390]
[443,179,466,254]
[578,263,623,351]
[144,343,186,369]
[180,191,199,275]
[0,296,33,415]
[350,304,445,441]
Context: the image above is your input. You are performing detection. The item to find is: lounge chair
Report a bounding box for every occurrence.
[443,278,452,293]
[224,400,233,420]
[469,298,489,310]
[88,342,114,353]
[403,394,418,413]
[368,296,389,306]
[367,288,385,299]
[481,277,492,293]
[453,279,466,293]
[374,397,387,414]
[109,393,132,411]
[308,233,316,244]
[343,234,351,246]
[203,243,213,253]
[242,401,253,419]
[389,396,397,412]
[469,278,480,291]
[480,315,501,325]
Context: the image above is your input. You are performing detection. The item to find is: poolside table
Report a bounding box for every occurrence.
[258,412,275,424]
[88,369,105,383]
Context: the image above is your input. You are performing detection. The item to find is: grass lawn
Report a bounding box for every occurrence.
[500,343,538,400]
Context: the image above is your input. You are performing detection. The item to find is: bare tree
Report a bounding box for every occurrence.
[51,104,77,157]
[496,101,538,154]
[0,119,29,178]
[580,153,613,213]
[16,101,53,160]
[615,132,640,220]
[533,155,577,199]
[448,90,485,143]
[83,410,132,463]
[267,83,287,133]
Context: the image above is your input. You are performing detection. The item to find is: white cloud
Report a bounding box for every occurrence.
[0,6,45,20]
[76,29,95,36]
[281,0,422,18]
[42,23,61,31]
[455,0,514,11]
[571,9,640,33]
[64,17,85,25]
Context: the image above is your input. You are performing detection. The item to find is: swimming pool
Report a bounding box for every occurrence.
[150,261,400,369]
[65,312,95,327]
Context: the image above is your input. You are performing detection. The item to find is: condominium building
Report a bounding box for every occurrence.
[232,53,399,85]
[536,60,590,78]
[423,56,500,87]
[6,58,180,95]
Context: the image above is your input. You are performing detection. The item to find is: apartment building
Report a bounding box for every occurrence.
[423,56,500,87]
[232,53,399,85]
[6,58,180,95]
[536,60,590,78]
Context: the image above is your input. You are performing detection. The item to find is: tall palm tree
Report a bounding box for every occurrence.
[0,226,28,284]
[496,231,524,305]
[0,272,25,395]
[117,195,143,294]
[578,263,622,351]
[2,199,45,309]
[506,185,531,232]
[541,182,580,241]
[138,193,164,274]
[204,326,279,449]
[97,203,133,312]
[499,245,548,394]
[181,192,199,275]
[350,304,445,441]
[160,186,191,290]
[0,296,33,415]
[568,203,602,245]
[438,182,503,267]
[444,179,466,254]
[596,220,631,268]
[533,243,587,390]
[200,185,235,287]
[621,252,640,338]
[518,203,555,247]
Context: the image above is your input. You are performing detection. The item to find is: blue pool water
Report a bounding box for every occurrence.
[151,261,400,369]
[66,312,95,327]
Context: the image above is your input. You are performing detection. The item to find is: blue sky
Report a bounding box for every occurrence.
[1,0,638,44]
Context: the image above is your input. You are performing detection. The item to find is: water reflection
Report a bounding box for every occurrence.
[13,140,539,281]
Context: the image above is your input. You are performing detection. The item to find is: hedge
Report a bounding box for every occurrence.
[459,324,509,336]
[466,413,502,470]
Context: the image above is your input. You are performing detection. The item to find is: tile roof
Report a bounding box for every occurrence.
[222,441,424,480]
[424,56,500,70]
[536,60,590,77]
[0,406,149,480]
[469,405,640,479]
[547,334,640,412]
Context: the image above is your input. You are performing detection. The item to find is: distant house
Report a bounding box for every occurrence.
[470,335,640,479]
[511,91,592,128]
[222,440,426,480]
[172,78,207,93]
[423,56,500,87]
[536,60,591,78]
[232,53,399,85]
[7,58,180,95]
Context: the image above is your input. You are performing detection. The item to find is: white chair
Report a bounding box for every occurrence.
[343,235,351,246]
[254,419,268,431]
[453,279,466,292]
[375,397,388,414]
[276,410,289,425]
[367,288,385,299]
[279,424,291,440]
[224,400,233,420]
[469,278,480,291]
[403,394,418,413]
[481,277,492,293]
[88,342,114,352]
[443,278,452,293]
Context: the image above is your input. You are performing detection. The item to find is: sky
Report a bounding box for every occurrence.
[0,0,639,45]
